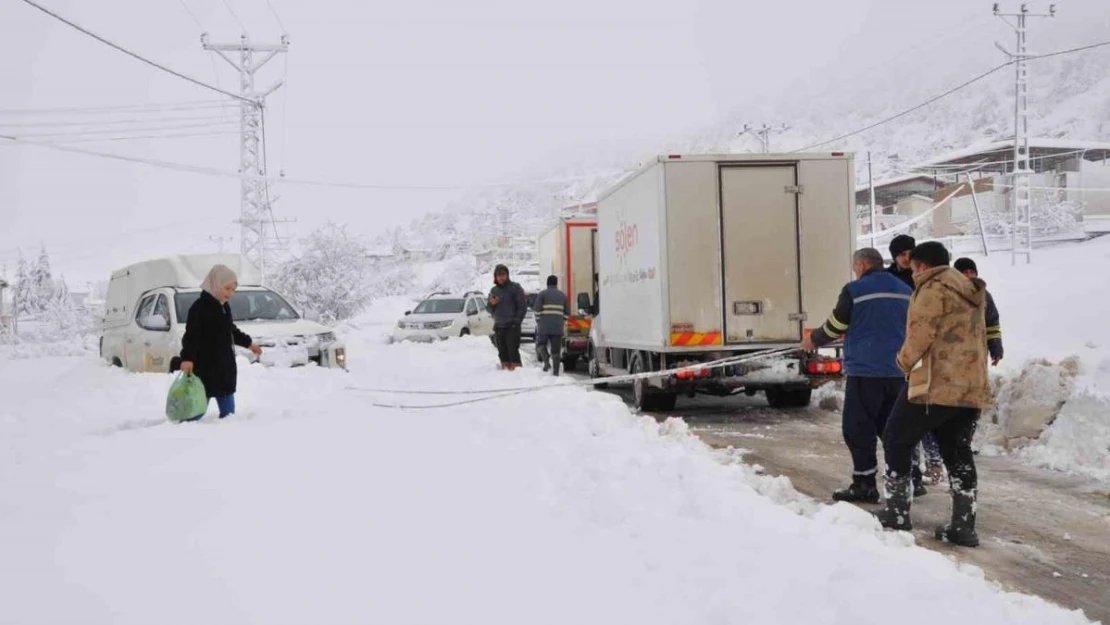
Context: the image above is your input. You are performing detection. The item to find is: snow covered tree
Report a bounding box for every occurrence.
[12,257,35,316]
[270,223,377,323]
[31,246,54,309]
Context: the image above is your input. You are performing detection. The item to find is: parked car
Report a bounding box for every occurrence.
[522,292,537,341]
[100,254,347,372]
[392,291,494,343]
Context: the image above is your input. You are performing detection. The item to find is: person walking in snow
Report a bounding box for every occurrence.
[487,264,527,370]
[875,242,991,547]
[177,265,263,420]
[802,248,914,504]
[533,275,570,376]
[887,234,916,289]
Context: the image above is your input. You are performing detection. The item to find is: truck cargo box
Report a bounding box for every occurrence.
[595,153,854,353]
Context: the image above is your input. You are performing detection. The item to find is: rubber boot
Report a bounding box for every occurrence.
[935,488,980,547]
[543,361,551,372]
[832,477,881,504]
[874,475,913,531]
[912,465,929,498]
[552,359,561,377]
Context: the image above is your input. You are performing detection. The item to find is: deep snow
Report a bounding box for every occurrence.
[960,235,1110,482]
[0,319,1099,624]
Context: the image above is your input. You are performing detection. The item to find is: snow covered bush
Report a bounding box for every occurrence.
[270,223,378,324]
[974,194,1085,239]
[422,255,481,295]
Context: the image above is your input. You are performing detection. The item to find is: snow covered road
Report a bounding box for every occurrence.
[0,336,1100,624]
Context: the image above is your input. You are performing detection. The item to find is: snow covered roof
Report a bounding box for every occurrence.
[853,173,941,194]
[914,138,1110,173]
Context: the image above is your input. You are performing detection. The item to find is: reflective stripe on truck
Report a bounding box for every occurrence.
[670,331,723,346]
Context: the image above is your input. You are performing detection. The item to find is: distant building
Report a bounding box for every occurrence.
[915,138,1110,234]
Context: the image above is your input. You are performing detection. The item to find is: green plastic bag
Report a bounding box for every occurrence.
[166,373,208,423]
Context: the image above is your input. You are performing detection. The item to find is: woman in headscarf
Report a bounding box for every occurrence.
[178,264,263,420]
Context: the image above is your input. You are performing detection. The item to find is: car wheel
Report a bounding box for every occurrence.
[460,328,471,337]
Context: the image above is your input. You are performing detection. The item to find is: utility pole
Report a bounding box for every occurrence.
[202,33,290,279]
[740,123,790,153]
[994,2,1055,265]
[868,151,877,247]
[209,235,234,253]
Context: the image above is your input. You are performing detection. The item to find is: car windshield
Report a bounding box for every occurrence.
[175,289,300,322]
[413,299,465,314]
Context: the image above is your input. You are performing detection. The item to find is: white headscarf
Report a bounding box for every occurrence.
[201,264,238,301]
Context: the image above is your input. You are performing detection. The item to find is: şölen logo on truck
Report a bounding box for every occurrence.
[615,217,638,263]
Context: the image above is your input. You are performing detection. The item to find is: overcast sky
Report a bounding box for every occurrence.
[1,0,1100,284]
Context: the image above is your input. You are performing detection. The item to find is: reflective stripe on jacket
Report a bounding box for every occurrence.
[532,287,569,336]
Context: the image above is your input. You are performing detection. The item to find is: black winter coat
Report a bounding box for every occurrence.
[180,291,253,398]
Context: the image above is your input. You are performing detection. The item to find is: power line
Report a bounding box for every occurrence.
[1027,39,1110,61]
[0,130,241,145]
[264,0,287,34]
[0,100,233,116]
[18,0,253,105]
[794,62,1013,152]
[0,132,625,191]
[220,0,249,35]
[175,0,205,31]
[0,113,236,128]
[8,120,238,139]
[796,38,1110,154]
[175,0,227,92]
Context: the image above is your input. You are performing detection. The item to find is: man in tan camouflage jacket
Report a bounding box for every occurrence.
[874,241,992,548]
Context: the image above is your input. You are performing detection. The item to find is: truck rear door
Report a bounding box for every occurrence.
[719,164,802,344]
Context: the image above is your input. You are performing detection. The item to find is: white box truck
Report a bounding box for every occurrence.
[586,153,854,411]
[100,254,347,373]
[536,210,599,371]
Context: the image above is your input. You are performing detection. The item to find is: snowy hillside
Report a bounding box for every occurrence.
[378,8,1110,255]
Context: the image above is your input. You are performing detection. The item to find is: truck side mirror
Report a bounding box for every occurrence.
[576,293,592,315]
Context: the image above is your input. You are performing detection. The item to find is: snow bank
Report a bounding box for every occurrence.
[964,236,1110,482]
[0,335,1096,624]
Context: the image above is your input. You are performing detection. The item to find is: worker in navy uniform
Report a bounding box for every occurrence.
[802,248,918,503]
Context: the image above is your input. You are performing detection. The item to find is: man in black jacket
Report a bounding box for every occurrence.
[954,257,1004,366]
[487,264,527,370]
[887,234,916,289]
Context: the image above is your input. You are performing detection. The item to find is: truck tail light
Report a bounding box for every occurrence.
[806,359,842,375]
[675,367,709,380]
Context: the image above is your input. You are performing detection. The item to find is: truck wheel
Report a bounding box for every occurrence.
[561,354,579,372]
[765,387,813,409]
[655,393,678,411]
[587,344,608,389]
[631,354,660,412]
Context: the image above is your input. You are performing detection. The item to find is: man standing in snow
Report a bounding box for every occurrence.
[487,264,527,370]
[802,248,913,504]
[533,275,570,376]
[875,242,991,547]
[954,257,1003,366]
[887,234,916,289]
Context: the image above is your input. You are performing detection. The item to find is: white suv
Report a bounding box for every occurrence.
[392,292,494,343]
